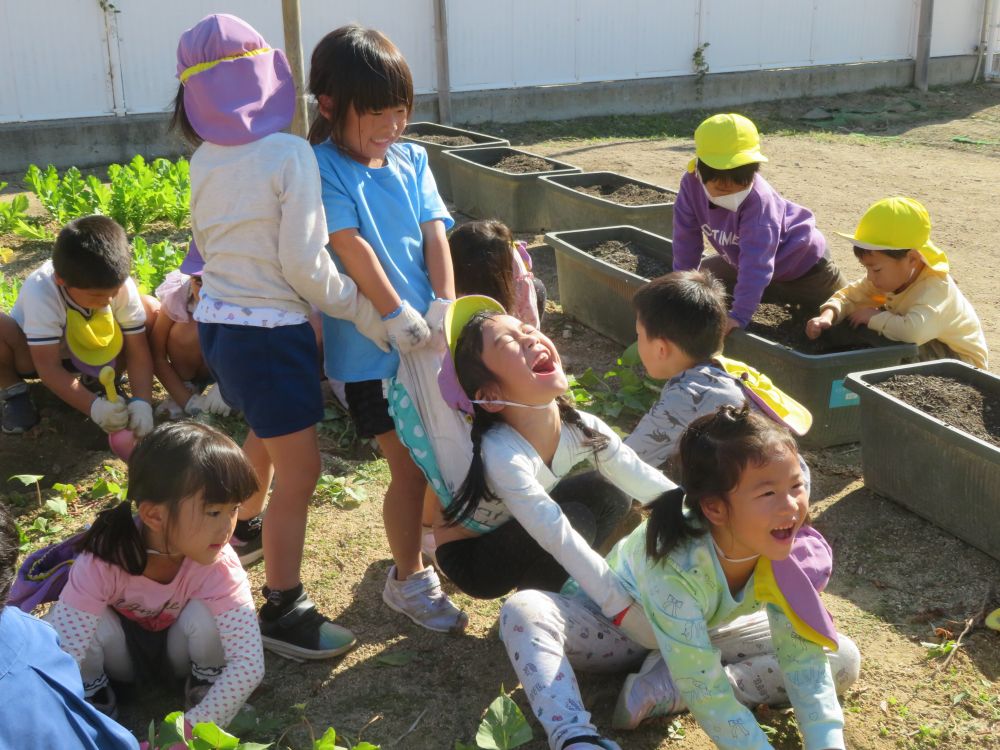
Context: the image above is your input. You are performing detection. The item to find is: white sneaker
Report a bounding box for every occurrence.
[612,651,680,730]
[382,565,468,633]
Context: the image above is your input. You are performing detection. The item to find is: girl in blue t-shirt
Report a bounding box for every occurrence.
[308,25,466,634]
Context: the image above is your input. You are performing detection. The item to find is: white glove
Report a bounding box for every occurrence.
[384,300,432,354]
[127,399,155,438]
[615,601,658,649]
[90,396,129,433]
[424,298,451,334]
[353,296,391,353]
[200,384,232,416]
[423,298,451,353]
[155,397,185,420]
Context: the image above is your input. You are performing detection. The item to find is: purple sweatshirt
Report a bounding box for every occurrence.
[672,171,826,326]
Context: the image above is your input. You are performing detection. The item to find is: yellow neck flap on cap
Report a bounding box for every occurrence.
[64,308,123,366]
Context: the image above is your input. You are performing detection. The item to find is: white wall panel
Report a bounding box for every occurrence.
[300,0,437,95]
[811,0,916,65]
[116,2,283,115]
[448,2,515,89]
[0,2,113,122]
[633,0,699,75]
[930,0,983,57]
[0,1,985,124]
[511,0,576,86]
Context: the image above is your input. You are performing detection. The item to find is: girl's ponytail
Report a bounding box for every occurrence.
[557,397,609,453]
[645,487,704,561]
[445,409,498,526]
[77,500,146,575]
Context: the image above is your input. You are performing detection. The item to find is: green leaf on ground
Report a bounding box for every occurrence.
[376,650,417,667]
[475,692,533,750]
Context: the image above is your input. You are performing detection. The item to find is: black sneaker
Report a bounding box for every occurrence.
[1,385,38,434]
[259,589,356,661]
[85,685,119,720]
[230,515,264,567]
[184,675,213,711]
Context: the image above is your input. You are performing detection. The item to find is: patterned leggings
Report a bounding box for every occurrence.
[499,590,861,750]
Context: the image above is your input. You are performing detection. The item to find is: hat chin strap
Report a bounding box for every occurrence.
[471,399,553,410]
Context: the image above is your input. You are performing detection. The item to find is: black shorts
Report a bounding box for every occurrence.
[344,379,395,439]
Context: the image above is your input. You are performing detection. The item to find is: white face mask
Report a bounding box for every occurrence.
[702,181,753,212]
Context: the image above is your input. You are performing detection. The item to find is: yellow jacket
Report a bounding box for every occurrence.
[821,267,988,369]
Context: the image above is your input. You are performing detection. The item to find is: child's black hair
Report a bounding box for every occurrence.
[0,503,19,607]
[632,270,728,361]
[645,405,799,562]
[52,215,132,290]
[852,246,911,262]
[77,422,258,575]
[169,84,204,146]
[307,25,414,147]
[449,220,517,313]
[444,311,608,525]
[695,160,760,188]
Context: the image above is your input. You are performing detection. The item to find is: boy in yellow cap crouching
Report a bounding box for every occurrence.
[0,215,157,434]
[806,196,988,369]
[673,113,847,335]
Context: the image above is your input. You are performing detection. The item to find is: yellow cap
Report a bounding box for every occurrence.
[444,295,506,362]
[835,196,949,273]
[64,308,123,366]
[688,113,768,172]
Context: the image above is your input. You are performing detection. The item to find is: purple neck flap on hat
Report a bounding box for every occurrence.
[177,14,295,146]
[770,526,837,645]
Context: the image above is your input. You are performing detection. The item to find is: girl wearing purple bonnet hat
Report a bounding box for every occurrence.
[499,406,861,750]
[307,26,466,634]
[172,13,390,661]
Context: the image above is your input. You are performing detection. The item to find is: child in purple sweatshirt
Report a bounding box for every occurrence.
[672,113,846,333]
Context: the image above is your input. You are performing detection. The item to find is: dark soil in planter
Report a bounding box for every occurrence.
[491,154,556,174]
[584,239,671,278]
[414,134,477,146]
[746,303,873,354]
[876,373,1000,448]
[576,182,671,206]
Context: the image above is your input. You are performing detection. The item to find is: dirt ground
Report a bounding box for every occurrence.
[2,84,999,749]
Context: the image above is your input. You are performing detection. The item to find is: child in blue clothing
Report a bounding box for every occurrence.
[308,25,466,633]
[500,407,860,750]
[0,502,139,750]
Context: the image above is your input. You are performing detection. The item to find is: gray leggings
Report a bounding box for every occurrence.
[499,590,861,750]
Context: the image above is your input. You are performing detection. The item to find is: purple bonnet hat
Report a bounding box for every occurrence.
[176,14,294,146]
[179,239,204,276]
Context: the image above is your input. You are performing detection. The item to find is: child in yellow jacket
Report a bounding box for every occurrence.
[806,196,987,369]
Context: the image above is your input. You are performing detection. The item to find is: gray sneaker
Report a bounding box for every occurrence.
[1,382,38,434]
[612,651,681,730]
[382,565,468,634]
[562,738,622,750]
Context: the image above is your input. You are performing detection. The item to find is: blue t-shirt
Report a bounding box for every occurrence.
[313,141,453,381]
[0,606,139,749]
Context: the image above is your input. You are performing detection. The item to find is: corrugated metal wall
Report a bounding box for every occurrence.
[0,0,985,124]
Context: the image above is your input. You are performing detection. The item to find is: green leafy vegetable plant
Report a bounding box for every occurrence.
[0,272,22,314]
[314,474,367,509]
[567,342,661,421]
[132,236,185,294]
